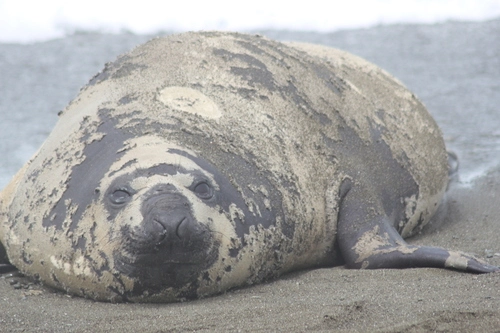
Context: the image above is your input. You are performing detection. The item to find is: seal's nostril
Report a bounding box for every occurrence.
[175,218,187,239]
[153,219,167,243]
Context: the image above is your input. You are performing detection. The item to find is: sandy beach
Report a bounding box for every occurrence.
[1,19,499,332]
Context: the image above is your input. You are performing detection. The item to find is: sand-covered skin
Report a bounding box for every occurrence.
[1,19,500,332]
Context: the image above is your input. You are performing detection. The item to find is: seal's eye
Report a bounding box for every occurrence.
[193,182,213,200]
[109,187,133,205]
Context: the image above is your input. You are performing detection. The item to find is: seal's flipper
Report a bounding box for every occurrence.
[336,179,499,273]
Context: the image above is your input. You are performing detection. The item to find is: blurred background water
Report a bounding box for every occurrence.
[1,0,500,43]
[0,0,499,188]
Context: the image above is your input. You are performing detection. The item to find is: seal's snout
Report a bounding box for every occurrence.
[128,182,215,258]
[142,185,192,239]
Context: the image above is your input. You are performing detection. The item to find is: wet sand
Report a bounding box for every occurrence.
[1,19,499,332]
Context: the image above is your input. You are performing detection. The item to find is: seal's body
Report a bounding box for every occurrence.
[0,32,497,302]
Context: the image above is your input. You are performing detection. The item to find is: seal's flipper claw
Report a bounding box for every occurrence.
[336,179,499,273]
[445,253,499,274]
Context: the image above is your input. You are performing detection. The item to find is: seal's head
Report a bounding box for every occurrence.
[80,135,252,301]
[103,138,221,297]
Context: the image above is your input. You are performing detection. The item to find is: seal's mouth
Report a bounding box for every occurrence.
[133,254,200,266]
[159,260,199,265]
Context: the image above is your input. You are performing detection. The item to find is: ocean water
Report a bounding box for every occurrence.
[0,3,499,189]
[1,0,500,43]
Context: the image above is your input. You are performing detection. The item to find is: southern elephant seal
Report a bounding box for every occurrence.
[0,31,498,302]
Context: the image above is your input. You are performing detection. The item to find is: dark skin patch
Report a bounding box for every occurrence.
[91,250,111,279]
[0,243,8,263]
[42,109,133,232]
[322,119,418,229]
[118,94,140,105]
[213,48,277,92]
[0,242,16,273]
[213,45,332,126]
[88,55,147,86]
[236,37,341,122]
